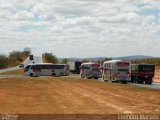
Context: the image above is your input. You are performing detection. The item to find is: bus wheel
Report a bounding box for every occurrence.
[52,73,56,77]
[131,77,134,83]
[30,73,34,77]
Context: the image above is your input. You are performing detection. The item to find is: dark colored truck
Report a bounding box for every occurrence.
[130,64,155,84]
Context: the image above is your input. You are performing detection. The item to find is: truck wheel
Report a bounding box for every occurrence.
[137,80,144,84]
[145,80,152,84]
[81,74,84,78]
[131,77,134,83]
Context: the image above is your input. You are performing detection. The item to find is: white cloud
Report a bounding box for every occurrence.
[9,11,34,21]
[0,0,159,57]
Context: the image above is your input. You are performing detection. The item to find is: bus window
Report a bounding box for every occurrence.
[118,69,129,72]
[56,65,65,69]
[31,65,39,69]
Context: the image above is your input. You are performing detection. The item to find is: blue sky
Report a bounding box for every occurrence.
[0,0,159,58]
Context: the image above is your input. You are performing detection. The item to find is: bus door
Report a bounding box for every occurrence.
[106,63,112,80]
[103,64,107,80]
[64,64,70,76]
[81,65,89,77]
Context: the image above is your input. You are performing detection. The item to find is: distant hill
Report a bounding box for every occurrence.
[59,55,154,61]
[112,55,153,60]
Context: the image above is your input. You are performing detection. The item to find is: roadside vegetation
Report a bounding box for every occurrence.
[131,58,160,66]
[0,50,30,69]
[42,52,58,64]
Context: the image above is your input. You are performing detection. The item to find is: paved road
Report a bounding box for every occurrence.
[0,66,21,73]
[98,78,160,89]
[0,56,42,73]
[0,75,25,79]
[129,82,160,89]
[0,73,160,90]
[69,75,160,90]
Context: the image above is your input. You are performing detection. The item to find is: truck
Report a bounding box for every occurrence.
[130,64,155,84]
[67,61,82,74]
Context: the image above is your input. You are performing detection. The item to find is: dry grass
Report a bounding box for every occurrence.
[0,77,159,114]
[0,69,24,75]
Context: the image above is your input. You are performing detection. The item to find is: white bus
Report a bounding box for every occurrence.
[24,63,69,77]
[102,60,131,83]
[80,62,102,79]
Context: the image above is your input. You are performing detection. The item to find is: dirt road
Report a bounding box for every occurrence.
[0,77,159,114]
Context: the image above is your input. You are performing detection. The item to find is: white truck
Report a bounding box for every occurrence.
[67,61,82,74]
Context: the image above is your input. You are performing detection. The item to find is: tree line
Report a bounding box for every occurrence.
[43,53,113,65]
[1,50,160,69]
[131,58,160,66]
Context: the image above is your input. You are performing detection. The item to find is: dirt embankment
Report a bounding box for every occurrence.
[0,77,159,114]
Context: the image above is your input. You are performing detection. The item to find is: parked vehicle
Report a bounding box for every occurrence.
[67,61,82,74]
[24,63,69,77]
[80,62,101,79]
[102,60,131,83]
[130,64,155,84]
[19,64,24,68]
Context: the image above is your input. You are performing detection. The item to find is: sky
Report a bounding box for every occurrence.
[0,0,159,58]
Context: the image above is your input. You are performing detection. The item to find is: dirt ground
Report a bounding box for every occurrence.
[0,77,159,114]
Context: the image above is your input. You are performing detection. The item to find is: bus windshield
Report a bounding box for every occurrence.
[24,65,31,72]
[91,64,100,70]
